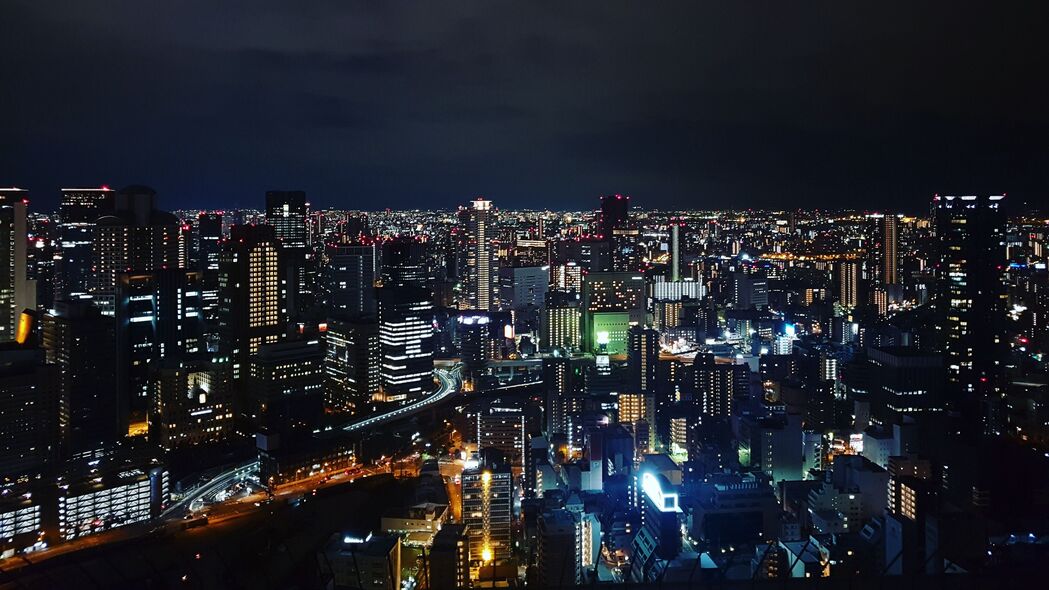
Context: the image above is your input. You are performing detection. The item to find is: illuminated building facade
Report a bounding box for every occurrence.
[56,187,115,301]
[323,318,380,415]
[248,340,325,433]
[218,224,287,385]
[933,195,1008,435]
[323,242,377,318]
[149,356,233,450]
[56,459,168,542]
[541,289,580,352]
[376,283,434,401]
[265,190,311,316]
[90,186,182,315]
[0,347,60,480]
[477,404,526,466]
[0,190,30,342]
[581,272,645,354]
[461,466,512,578]
[629,471,683,582]
[461,197,498,311]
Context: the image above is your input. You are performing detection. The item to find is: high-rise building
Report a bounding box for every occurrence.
[0,345,60,480]
[0,190,31,342]
[116,270,205,421]
[149,356,233,450]
[56,187,115,301]
[460,198,497,311]
[542,356,587,438]
[265,191,311,316]
[669,221,682,282]
[537,509,583,587]
[381,237,428,287]
[619,392,656,453]
[628,471,684,582]
[376,283,434,401]
[598,194,630,240]
[324,318,380,415]
[880,214,899,286]
[541,290,580,352]
[42,300,119,453]
[321,532,401,590]
[837,260,860,309]
[461,466,513,577]
[476,404,526,467]
[323,242,377,318]
[732,271,768,310]
[933,195,1008,435]
[497,265,548,311]
[248,340,325,433]
[692,353,749,417]
[581,272,645,354]
[90,186,182,315]
[196,212,223,319]
[628,325,659,394]
[218,224,287,386]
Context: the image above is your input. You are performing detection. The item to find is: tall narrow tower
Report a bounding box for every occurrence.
[462,197,496,311]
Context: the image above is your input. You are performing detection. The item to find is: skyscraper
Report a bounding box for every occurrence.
[42,300,119,453]
[0,190,31,342]
[933,195,1008,435]
[537,509,583,587]
[265,191,310,315]
[218,224,287,385]
[0,345,60,480]
[460,197,497,311]
[838,260,860,309]
[196,212,223,319]
[628,324,659,393]
[880,214,899,286]
[116,269,205,422]
[90,186,182,315]
[692,353,748,417]
[56,187,115,301]
[581,272,645,354]
[323,242,377,318]
[598,194,630,240]
[324,317,380,415]
[541,290,581,352]
[376,283,434,401]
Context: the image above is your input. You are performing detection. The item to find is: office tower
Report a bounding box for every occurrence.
[880,214,899,286]
[541,289,580,352]
[598,194,630,240]
[324,318,380,415]
[732,270,768,310]
[461,466,513,576]
[868,347,944,426]
[653,299,682,331]
[429,523,470,590]
[542,356,587,437]
[458,314,494,376]
[90,186,182,314]
[218,224,287,385]
[692,353,748,417]
[581,272,645,354]
[550,261,582,291]
[651,279,704,302]
[933,195,1008,435]
[477,404,526,466]
[381,237,428,286]
[497,265,548,311]
[56,187,115,300]
[619,392,656,453]
[670,221,681,282]
[0,190,31,342]
[41,300,119,453]
[321,532,401,590]
[149,356,232,450]
[537,510,583,587]
[0,345,60,480]
[629,471,683,582]
[116,270,205,421]
[265,190,310,315]
[460,197,497,311]
[837,260,860,309]
[628,324,658,393]
[196,212,222,318]
[248,340,325,433]
[376,283,434,401]
[323,242,377,318]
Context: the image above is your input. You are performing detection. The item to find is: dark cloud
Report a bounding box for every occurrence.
[2,1,1048,212]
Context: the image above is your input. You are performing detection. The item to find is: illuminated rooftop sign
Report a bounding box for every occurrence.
[641,471,681,513]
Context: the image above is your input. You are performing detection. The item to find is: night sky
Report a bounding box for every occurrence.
[4,2,1048,213]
